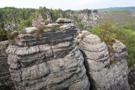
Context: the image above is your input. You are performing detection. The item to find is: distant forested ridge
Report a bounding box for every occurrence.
[97,7,135,11]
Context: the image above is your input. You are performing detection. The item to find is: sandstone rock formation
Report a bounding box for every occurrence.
[59,9,63,17]
[6,21,90,90]
[0,18,131,90]
[65,9,99,29]
[65,10,74,16]
[0,41,13,86]
[4,23,15,32]
[76,31,130,90]
[77,9,99,29]
[56,18,73,23]
[32,12,52,27]
[129,64,135,90]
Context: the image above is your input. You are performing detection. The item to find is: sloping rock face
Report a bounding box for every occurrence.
[129,64,135,90]
[0,41,13,86]
[6,23,90,90]
[76,31,130,90]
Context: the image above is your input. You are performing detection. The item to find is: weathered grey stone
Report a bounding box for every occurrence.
[56,18,73,23]
[4,23,15,32]
[0,41,13,86]
[129,64,135,90]
[32,12,52,27]
[25,27,37,33]
[6,24,90,90]
[76,31,130,90]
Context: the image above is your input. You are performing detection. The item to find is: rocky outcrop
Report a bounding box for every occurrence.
[0,41,13,86]
[65,9,99,29]
[76,31,130,90]
[6,22,90,90]
[4,23,15,32]
[0,18,131,90]
[59,9,63,17]
[56,18,73,23]
[129,64,135,90]
[77,10,99,29]
[32,12,52,27]
[65,10,74,16]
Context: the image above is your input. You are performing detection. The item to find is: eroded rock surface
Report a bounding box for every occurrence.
[32,12,52,27]
[56,18,73,23]
[76,31,130,90]
[6,23,90,90]
[0,41,13,86]
[65,9,99,29]
[129,64,135,90]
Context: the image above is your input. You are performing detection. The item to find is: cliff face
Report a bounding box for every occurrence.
[65,9,99,29]
[32,12,52,27]
[77,10,99,29]
[6,21,90,90]
[0,41,13,86]
[0,18,131,90]
[76,31,130,90]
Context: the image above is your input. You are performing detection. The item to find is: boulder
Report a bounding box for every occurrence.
[6,24,90,90]
[25,27,37,33]
[56,18,73,23]
[76,31,130,90]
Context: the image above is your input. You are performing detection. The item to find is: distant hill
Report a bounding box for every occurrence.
[97,7,135,11]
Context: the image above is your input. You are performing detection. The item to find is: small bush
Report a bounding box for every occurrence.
[7,32,19,40]
[7,33,14,40]
[45,21,50,25]
[34,35,40,41]
[12,32,19,37]
[26,42,30,48]
[37,26,46,34]
[0,29,8,41]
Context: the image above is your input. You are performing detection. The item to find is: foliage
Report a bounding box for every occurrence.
[0,29,8,41]
[26,42,31,48]
[91,21,135,67]
[99,10,135,26]
[7,32,19,40]
[114,26,135,67]
[78,23,86,30]
[92,20,116,42]
[0,7,71,30]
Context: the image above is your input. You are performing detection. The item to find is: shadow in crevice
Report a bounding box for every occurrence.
[79,49,97,90]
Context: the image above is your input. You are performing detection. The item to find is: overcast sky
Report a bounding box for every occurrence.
[0,0,135,10]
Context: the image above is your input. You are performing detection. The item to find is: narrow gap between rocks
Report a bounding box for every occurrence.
[79,49,97,90]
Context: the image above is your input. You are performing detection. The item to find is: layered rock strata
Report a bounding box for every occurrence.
[0,41,13,86]
[76,31,130,90]
[6,23,90,90]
